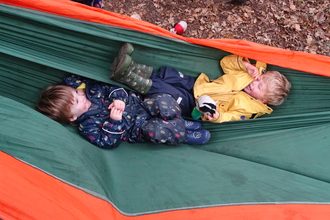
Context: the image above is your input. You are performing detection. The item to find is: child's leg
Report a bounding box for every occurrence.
[142,117,186,145]
[142,93,182,119]
[141,93,210,145]
[142,93,185,145]
[147,68,196,116]
[142,117,210,145]
[146,85,195,117]
[150,66,195,91]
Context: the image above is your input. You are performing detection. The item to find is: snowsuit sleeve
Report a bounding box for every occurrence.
[78,117,126,149]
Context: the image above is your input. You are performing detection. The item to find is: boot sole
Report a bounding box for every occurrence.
[111,43,134,72]
[111,54,132,80]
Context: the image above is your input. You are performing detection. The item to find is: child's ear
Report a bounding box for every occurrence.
[69,116,77,122]
[258,98,267,104]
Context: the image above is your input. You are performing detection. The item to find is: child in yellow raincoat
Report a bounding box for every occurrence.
[192,55,291,123]
[110,43,291,123]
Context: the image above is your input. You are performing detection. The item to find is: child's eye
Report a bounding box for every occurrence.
[76,91,79,103]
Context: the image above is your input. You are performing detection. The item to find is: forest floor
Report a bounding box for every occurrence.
[104,0,330,56]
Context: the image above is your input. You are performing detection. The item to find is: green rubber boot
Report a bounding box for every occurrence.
[111,43,153,79]
[129,61,153,79]
[111,43,134,72]
[111,54,152,94]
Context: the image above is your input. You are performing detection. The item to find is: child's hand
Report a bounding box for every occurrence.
[109,108,123,121]
[108,100,125,121]
[108,100,125,111]
[243,61,259,79]
[204,111,219,121]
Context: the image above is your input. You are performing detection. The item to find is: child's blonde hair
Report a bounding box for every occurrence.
[36,84,75,123]
[262,71,291,106]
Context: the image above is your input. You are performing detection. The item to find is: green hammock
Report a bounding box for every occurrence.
[1,1,330,220]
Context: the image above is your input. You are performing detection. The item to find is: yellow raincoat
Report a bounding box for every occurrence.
[193,55,273,123]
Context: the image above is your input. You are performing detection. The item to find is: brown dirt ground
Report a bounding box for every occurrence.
[103,0,330,56]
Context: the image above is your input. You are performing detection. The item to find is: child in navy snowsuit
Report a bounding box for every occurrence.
[36,75,210,149]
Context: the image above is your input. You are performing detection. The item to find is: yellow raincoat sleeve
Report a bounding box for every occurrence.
[219,55,267,91]
[201,92,273,123]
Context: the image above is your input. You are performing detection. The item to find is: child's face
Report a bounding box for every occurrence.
[69,89,91,121]
[243,75,267,103]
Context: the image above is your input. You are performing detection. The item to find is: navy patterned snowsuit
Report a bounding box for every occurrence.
[64,75,186,149]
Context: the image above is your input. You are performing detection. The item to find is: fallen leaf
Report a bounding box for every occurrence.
[314,11,325,24]
[294,23,301,31]
[188,17,195,23]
